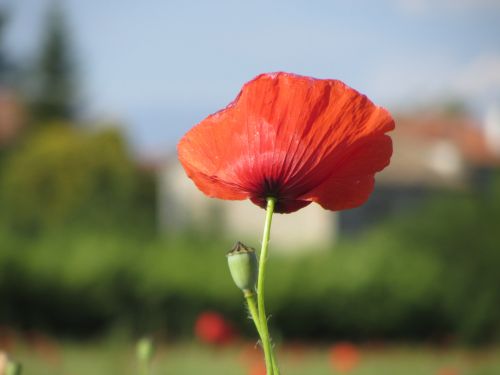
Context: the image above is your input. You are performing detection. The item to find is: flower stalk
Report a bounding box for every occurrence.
[6,361,22,375]
[136,337,154,375]
[256,197,279,375]
[227,199,280,374]
[245,290,279,375]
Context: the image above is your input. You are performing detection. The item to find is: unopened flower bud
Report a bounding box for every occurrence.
[227,241,258,293]
[136,337,155,364]
[6,361,22,375]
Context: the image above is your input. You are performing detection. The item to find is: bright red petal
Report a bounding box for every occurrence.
[302,133,393,210]
[177,72,394,213]
[178,112,250,200]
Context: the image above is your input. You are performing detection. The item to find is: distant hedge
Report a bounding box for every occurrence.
[1,178,499,344]
[0,126,498,343]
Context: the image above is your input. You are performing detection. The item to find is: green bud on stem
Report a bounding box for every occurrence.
[6,361,22,375]
[227,241,258,293]
[136,336,155,374]
[136,337,154,362]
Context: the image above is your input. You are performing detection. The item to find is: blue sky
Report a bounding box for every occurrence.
[3,0,500,156]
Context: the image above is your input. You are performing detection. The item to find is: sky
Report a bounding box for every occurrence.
[2,0,500,157]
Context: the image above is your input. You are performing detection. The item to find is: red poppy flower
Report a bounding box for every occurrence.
[329,342,360,373]
[178,72,394,214]
[436,368,460,375]
[248,361,267,375]
[194,311,235,345]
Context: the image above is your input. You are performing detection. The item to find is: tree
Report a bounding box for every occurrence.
[0,7,11,84]
[31,1,78,123]
[0,126,147,233]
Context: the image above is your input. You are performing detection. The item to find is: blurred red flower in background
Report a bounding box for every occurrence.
[239,343,268,375]
[194,311,235,345]
[436,367,460,375]
[329,342,360,373]
[178,72,394,214]
[248,361,267,375]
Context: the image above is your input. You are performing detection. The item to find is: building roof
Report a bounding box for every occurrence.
[378,112,500,188]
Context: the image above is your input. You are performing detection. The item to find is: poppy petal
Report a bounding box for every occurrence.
[301,133,393,210]
[178,112,250,200]
[177,72,394,213]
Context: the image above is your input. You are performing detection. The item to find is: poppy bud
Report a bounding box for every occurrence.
[136,337,155,365]
[227,242,258,293]
[6,361,22,375]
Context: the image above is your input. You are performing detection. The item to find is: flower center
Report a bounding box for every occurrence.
[261,177,282,199]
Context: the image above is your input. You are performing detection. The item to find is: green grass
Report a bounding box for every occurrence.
[7,340,500,375]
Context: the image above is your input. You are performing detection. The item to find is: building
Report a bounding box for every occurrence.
[340,110,500,235]
[156,109,500,251]
[158,157,337,252]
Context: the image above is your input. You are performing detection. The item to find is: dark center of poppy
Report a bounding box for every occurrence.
[261,176,282,199]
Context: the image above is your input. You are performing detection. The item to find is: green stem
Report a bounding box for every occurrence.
[6,362,22,375]
[245,290,263,336]
[139,361,150,375]
[245,291,279,374]
[257,197,280,375]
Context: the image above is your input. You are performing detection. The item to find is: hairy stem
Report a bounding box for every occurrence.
[245,290,263,337]
[245,291,279,373]
[256,197,280,375]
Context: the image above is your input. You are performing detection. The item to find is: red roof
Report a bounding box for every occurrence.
[395,113,500,166]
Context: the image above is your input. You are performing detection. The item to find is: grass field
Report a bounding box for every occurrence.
[6,339,500,375]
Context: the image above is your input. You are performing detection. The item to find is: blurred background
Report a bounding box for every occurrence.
[0,0,499,374]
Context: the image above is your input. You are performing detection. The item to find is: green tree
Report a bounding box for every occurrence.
[0,7,10,83]
[0,125,150,234]
[31,1,77,122]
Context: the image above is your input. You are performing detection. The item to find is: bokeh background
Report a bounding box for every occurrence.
[0,0,500,374]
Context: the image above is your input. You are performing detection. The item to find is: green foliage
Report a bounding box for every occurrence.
[394,185,500,344]
[0,7,8,81]
[0,125,154,234]
[31,1,77,122]
[0,7,17,87]
[0,169,499,344]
